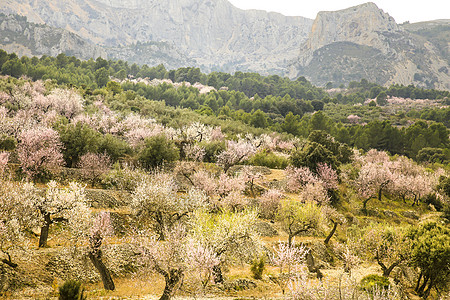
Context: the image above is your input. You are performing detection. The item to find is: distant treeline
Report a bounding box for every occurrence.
[0,50,449,163]
[1,50,448,102]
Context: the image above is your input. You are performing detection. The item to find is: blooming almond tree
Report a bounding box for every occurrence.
[270,240,308,294]
[0,151,9,178]
[66,204,116,291]
[217,139,256,173]
[88,212,115,290]
[186,240,220,290]
[136,225,189,300]
[189,209,260,284]
[77,152,112,186]
[17,126,64,181]
[131,173,208,240]
[285,166,319,193]
[240,166,263,198]
[0,180,37,268]
[36,181,88,248]
[356,161,394,210]
[259,189,284,220]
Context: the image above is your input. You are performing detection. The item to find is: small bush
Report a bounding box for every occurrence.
[250,257,265,280]
[58,280,86,300]
[247,151,288,169]
[423,193,443,211]
[0,135,17,151]
[443,202,450,222]
[360,274,390,292]
[139,134,179,169]
[199,140,226,163]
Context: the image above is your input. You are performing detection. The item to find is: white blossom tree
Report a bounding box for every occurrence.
[0,180,36,268]
[131,173,208,240]
[36,181,89,248]
[189,209,260,283]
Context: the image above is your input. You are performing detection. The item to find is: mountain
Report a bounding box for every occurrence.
[0,13,105,59]
[293,3,450,89]
[0,0,313,74]
[0,1,449,90]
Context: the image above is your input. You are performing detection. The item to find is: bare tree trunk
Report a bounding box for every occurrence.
[324,221,338,245]
[422,277,434,300]
[88,250,115,291]
[288,234,294,247]
[415,271,423,292]
[39,213,52,248]
[212,265,223,284]
[382,260,403,277]
[1,253,17,268]
[159,269,183,300]
[362,197,372,211]
[417,274,429,295]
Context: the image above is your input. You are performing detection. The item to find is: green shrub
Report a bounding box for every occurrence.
[199,140,225,163]
[102,163,147,191]
[247,150,288,169]
[0,135,17,151]
[360,274,390,292]
[250,257,265,280]
[58,280,86,300]
[139,135,179,169]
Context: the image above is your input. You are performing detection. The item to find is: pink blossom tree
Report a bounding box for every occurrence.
[240,166,263,198]
[136,225,189,300]
[186,241,220,289]
[299,183,330,205]
[43,88,84,119]
[356,161,394,210]
[17,126,64,181]
[77,152,112,186]
[0,151,9,178]
[270,240,308,294]
[285,166,319,193]
[316,163,338,191]
[217,139,256,173]
[259,189,284,219]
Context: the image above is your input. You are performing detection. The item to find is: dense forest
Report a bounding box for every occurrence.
[0,50,449,300]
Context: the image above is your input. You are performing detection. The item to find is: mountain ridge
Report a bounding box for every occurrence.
[0,13,106,60]
[0,0,313,74]
[0,1,449,89]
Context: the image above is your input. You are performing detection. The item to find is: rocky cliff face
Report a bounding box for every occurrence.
[0,1,449,89]
[0,0,313,74]
[295,3,450,90]
[307,3,399,52]
[0,13,105,59]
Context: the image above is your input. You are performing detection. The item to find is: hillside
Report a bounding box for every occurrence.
[0,13,105,60]
[0,71,448,299]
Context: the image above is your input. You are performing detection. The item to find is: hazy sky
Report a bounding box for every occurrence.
[227,0,450,23]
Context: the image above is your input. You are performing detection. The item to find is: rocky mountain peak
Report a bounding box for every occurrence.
[303,2,400,56]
